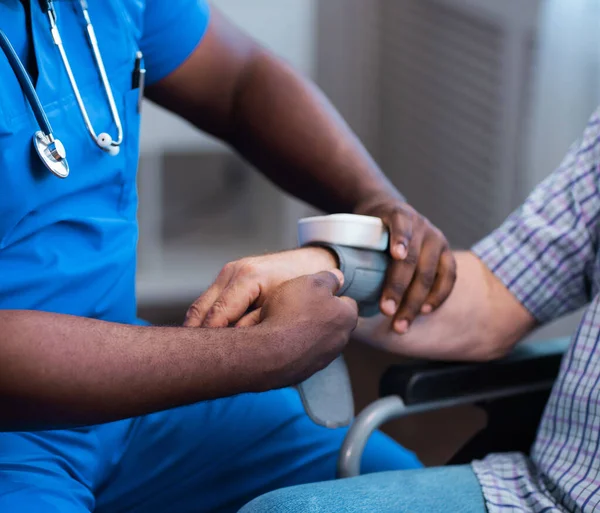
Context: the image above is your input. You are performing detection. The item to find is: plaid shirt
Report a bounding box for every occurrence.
[471,107,600,512]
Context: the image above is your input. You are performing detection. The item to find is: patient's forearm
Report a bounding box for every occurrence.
[0,310,270,431]
[354,252,536,361]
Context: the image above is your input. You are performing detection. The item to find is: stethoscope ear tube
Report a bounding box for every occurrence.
[49,0,124,152]
[38,0,52,14]
[0,30,54,138]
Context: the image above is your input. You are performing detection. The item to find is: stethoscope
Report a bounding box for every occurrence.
[0,0,124,178]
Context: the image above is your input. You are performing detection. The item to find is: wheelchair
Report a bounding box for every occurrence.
[337,337,568,478]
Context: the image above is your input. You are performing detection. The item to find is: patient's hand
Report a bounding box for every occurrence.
[184,248,339,328]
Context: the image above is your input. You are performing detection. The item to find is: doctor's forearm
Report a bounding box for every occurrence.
[353,252,536,361]
[146,10,399,213]
[226,51,401,212]
[0,311,274,431]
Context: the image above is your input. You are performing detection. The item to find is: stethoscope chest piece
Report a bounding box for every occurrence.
[0,0,128,181]
[34,131,69,178]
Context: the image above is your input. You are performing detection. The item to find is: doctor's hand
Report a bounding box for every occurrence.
[184,248,338,328]
[254,270,358,388]
[355,196,456,334]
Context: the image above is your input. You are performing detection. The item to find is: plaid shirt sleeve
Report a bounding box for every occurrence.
[472,108,600,324]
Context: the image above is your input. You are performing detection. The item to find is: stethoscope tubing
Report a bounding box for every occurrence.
[0,30,54,137]
[46,0,123,150]
[0,0,124,155]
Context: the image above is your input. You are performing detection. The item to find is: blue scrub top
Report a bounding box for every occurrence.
[0,0,210,324]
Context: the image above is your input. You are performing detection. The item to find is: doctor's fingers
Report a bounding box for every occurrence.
[390,236,445,333]
[385,206,414,260]
[421,248,456,313]
[234,283,353,328]
[380,228,424,318]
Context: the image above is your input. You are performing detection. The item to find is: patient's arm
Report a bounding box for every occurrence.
[354,251,536,362]
[356,111,600,362]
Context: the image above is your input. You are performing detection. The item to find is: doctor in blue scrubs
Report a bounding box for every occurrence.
[0,1,457,511]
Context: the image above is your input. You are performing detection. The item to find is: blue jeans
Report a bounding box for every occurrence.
[239,465,487,513]
[0,389,421,513]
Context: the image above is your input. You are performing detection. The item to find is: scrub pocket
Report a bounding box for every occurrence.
[0,0,144,248]
[118,86,143,218]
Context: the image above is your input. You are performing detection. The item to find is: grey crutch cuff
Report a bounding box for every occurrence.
[305,243,390,317]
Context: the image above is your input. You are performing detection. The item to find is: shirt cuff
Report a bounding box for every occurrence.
[471,226,555,324]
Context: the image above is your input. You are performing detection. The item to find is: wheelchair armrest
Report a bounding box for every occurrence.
[379,337,570,405]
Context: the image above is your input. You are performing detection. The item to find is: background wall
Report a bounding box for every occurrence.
[525,0,600,189]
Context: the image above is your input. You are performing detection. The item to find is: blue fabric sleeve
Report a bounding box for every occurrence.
[141,0,211,85]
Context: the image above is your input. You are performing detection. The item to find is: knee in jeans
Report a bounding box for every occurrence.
[240,488,327,513]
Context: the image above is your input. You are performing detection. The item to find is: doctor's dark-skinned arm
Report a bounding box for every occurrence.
[146,8,456,332]
[0,271,357,431]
